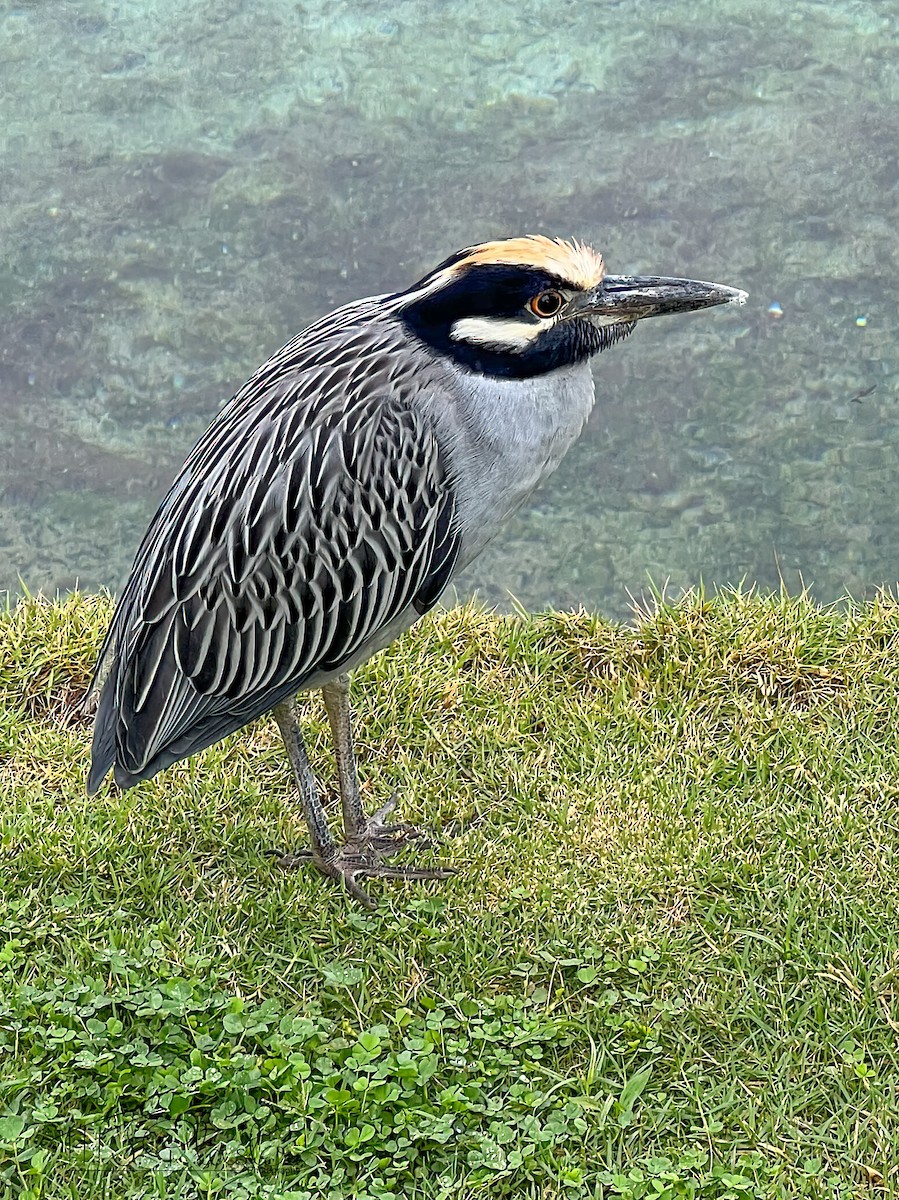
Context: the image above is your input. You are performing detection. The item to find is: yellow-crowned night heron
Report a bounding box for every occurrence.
[88,236,745,905]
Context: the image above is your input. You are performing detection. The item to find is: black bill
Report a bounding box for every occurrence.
[580,275,748,323]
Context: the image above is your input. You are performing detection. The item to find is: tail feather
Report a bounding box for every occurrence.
[87,674,118,794]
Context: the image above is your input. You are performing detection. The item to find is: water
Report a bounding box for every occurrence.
[1,0,896,619]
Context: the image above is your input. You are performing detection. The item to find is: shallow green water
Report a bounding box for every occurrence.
[1,0,896,618]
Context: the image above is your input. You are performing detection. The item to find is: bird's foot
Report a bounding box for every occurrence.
[318,847,455,909]
[267,794,453,908]
[352,791,432,858]
[270,843,454,910]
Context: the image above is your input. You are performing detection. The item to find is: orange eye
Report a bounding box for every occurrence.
[529,290,564,318]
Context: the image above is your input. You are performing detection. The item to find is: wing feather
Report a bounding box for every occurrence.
[89,308,461,792]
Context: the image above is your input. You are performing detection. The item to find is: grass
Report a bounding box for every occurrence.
[1,588,899,1198]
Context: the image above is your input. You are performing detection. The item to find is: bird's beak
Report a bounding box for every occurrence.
[576,275,748,325]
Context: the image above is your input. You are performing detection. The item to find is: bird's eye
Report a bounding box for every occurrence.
[529,290,564,319]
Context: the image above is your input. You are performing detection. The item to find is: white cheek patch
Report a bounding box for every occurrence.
[449,316,543,353]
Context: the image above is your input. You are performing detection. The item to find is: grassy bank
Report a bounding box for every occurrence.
[1,590,898,1199]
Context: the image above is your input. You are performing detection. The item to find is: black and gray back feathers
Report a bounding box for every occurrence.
[89,303,461,792]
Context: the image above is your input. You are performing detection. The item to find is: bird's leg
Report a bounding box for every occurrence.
[319,675,365,837]
[271,698,337,864]
[270,692,453,909]
[321,674,428,855]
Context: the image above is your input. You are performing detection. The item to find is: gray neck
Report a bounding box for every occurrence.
[422,359,596,567]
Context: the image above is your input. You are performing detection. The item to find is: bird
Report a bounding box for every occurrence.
[87,235,746,907]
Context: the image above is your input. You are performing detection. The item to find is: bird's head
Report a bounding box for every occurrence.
[396,235,746,379]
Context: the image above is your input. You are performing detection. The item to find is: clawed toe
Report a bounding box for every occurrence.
[368,792,400,826]
[321,852,456,909]
[268,782,452,906]
[359,794,431,856]
[264,846,313,868]
[267,829,454,907]
[365,822,432,856]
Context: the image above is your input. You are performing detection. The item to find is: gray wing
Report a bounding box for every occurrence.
[88,307,460,792]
